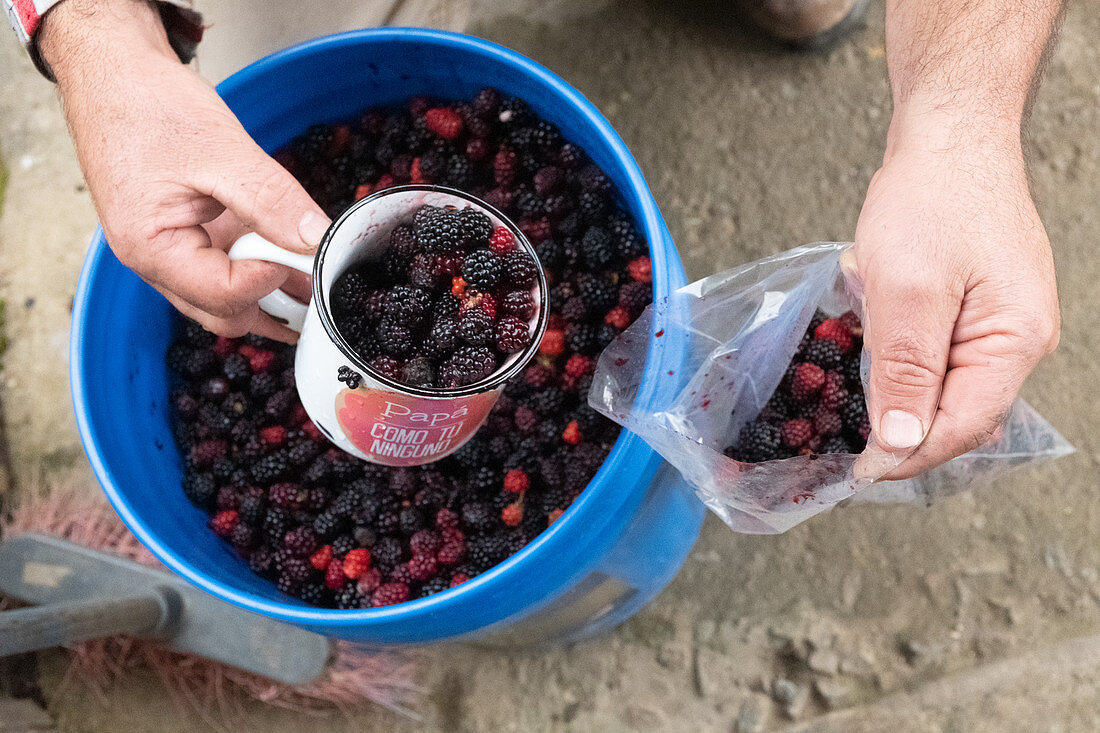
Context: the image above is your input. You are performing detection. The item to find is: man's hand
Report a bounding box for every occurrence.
[855,111,1059,479]
[859,0,1064,478]
[40,0,328,343]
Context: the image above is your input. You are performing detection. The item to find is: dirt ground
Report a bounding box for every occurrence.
[1,0,1098,730]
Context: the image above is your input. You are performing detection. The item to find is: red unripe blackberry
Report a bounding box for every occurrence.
[435,508,459,530]
[820,371,849,410]
[521,218,552,244]
[450,573,471,588]
[357,567,383,595]
[324,558,347,590]
[310,544,334,570]
[410,529,443,557]
[533,165,563,195]
[408,553,439,581]
[839,310,863,336]
[342,548,371,579]
[493,148,519,186]
[496,316,531,353]
[502,502,524,527]
[538,329,565,357]
[562,421,583,445]
[627,256,653,283]
[514,405,539,434]
[190,439,227,468]
[210,510,239,538]
[503,469,530,494]
[790,362,826,402]
[371,582,410,607]
[813,408,842,437]
[437,540,465,566]
[523,364,553,388]
[814,318,854,352]
[781,418,815,448]
[564,354,594,379]
[259,426,286,446]
[489,226,517,255]
[604,306,632,330]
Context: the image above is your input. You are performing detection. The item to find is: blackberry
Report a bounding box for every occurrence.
[375,319,416,358]
[420,317,457,360]
[332,534,357,558]
[460,502,494,531]
[265,389,295,420]
[388,286,431,326]
[566,323,600,355]
[467,534,509,572]
[472,87,502,118]
[440,346,496,388]
[222,353,251,385]
[803,338,844,370]
[400,356,436,388]
[530,387,566,416]
[238,494,266,526]
[372,537,404,573]
[534,237,564,269]
[841,396,868,435]
[198,403,233,436]
[457,308,494,347]
[369,355,402,381]
[248,547,277,578]
[462,250,501,291]
[283,527,319,557]
[576,274,618,314]
[618,280,652,314]
[312,511,345,539]
[299,583,329,606]
[498,95,532,124]
[263,507,292,546]
[231,523,256,551]
[500,290,536,320]
[399,507,424,535]
[182,472,216,508]
[414,206,462,252]
[444,154,478,189]
[821,436,854,454]
[608,216,646,260]
[581,226,614,270]
[468,465,502,495]
[251,450,292,484]
[578,189,608,221]
[374,509,401,535]
[292,124,333,164]
[843,354,864,387]
[514,188,545,218]
[249,372,279,401]
[336,584,366,609]
[501,250,539,288]
[561,296,588,322]
[450,440,491,471]
[201,377,230,402]
[353,526,377,548]
[550,281,578,313]
[408,253,438,290]
[220,392,250,420]
[287,437,321,467]
[496,316,531,354]
[727,420,783,463]
[455,208,492,248]
[419,577,451,598]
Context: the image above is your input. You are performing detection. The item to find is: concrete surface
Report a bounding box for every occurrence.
[1,0,1098,730]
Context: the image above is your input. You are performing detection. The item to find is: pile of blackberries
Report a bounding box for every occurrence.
[167,89,654,608]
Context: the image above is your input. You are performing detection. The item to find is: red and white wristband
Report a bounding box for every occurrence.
[4,0,204,80]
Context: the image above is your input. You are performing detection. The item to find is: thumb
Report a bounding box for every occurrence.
[862,267,958,452]
[201,137,331,254]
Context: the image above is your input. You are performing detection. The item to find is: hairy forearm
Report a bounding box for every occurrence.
[38,0,175,92]
[885,0,1064,150]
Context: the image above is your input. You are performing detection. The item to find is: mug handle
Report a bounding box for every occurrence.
[228,233,315,333]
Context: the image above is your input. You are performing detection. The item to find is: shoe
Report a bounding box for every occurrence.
[737,0,869,47]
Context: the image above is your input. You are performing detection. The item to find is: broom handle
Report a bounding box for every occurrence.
[0,591,170,656]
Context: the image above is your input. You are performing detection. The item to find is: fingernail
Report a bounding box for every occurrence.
[879,410,925,449]
[298,211,330,248]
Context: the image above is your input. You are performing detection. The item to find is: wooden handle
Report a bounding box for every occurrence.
[0,592,169,656]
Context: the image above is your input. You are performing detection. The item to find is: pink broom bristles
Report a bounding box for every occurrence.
[1,482,422,721]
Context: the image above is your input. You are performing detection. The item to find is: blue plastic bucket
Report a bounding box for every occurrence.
[70,28,705,644]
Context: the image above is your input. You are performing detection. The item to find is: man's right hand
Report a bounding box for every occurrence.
[40,0,328,343]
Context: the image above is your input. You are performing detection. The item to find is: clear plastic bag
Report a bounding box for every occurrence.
[589,242,1073,534]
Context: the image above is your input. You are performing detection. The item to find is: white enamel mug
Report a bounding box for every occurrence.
[228,185,548,466]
